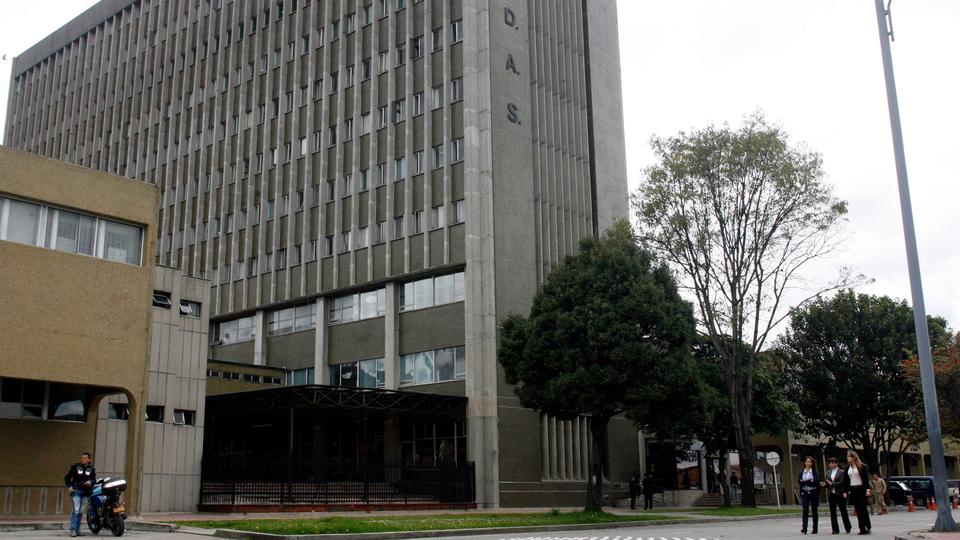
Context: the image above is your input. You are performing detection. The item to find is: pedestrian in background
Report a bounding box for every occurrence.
[846,450,872,535]
[729,471,740,502]
[798,455,820,534]
[642,472,657,510]
[870,473,887,515]
[823,456,852,534]
[629,469,641,510]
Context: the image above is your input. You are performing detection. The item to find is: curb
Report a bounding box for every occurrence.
[195,513,799,540]
[0,520,177,534]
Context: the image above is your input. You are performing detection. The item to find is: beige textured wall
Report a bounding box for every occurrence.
[0,146,157,514]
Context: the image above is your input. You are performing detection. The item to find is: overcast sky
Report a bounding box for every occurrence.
[2,1,959,329]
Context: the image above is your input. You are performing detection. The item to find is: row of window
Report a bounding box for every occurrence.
[206,369,283,385]
[286,367,316,386]
[329,289,387,324]
[400,346,466,386]
[400,272,465,312]
[211,315,256,345]
[152,291,202,317]
[329,358,386,389]
[267,304,316,335]
[211,270,464,342]
[0,378,87,422]
[0,196,143,266]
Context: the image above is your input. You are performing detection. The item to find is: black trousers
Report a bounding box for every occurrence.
[849,486,872,533]
[630,490,638,510]
[801,491,819,533]
[643,493,653,510]
[828,492,852,533]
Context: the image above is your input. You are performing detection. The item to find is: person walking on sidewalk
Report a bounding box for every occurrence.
[729,471,740,502]
[629,470,641,510]
[64,452,96,537]
[798,456,820,535]
[823,456,852,534]
[869,473,887,515]
[846,450,872,535]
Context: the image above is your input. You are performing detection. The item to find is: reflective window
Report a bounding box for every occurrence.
[3,198,41,246]
[45,209,96,255]
[286,367,315,386]
[399,346,465,386]
[328,359,385,389]
[48,383,86,422]
[267,304,315,335]
[0,378,44,419]
[329,288,385,324]
[98,220,142,265]
[400,272,465,311]
[211,315,256,345]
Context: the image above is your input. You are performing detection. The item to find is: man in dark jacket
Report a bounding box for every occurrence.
[642,472,658,510]
[64,452,96,537]
[629,470,641,510]
[823,457,852,534]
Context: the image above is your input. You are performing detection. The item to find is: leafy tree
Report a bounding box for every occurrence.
[692,339,799,505]
[499,220,702,511]
[632,113,850,506]
[904,333,960,442]
[781,290,951,471]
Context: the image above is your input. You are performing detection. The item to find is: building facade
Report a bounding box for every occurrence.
[5,0,629,507]
[0,146,156,515]
[95,266,210,512]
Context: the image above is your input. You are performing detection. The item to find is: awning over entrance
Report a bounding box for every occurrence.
[200,384,475,508]
[205,384,467,418]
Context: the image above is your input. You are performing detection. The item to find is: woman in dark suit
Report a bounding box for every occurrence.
[798,455,820,534]
[846,450,872,535]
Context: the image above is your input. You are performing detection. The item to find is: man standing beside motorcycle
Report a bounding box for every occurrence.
[64,452,96,537]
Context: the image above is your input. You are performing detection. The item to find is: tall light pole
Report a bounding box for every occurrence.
[872,0,957,531]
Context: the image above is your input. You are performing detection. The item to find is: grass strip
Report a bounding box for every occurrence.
[177,511,679,535]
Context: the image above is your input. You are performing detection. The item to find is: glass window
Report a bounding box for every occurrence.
[359,290,380,319]
[180,300,201,317]
[414,278,433,310]
[454,272,465,301]
[0,378,44,419]
[48,383,86,422]
[400,355,414,385]
[414,351,434,384]
[4,198,41,246]
[455,346,466,379]
[99,220,142,265]
[435,348,455,382]
[46,210,96,255]
[107,403,130,420]
[294,304,314,331]
[237,316,255,341]
[359,359,380,388]
[339,362,358,387]
[145,405,164,422]
[435,274,455,305]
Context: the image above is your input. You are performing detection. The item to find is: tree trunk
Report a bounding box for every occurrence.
[732,382,757,507]
[720,454,731,506]
[586,418,609,512]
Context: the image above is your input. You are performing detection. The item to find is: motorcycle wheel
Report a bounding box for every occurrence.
[110,514,125,537]
[86,513,102,535]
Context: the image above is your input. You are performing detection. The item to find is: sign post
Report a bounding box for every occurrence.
[766,451,782,510]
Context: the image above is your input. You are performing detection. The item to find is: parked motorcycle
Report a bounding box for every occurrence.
[86,477,127,536]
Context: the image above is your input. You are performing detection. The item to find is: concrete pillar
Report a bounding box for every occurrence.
[314,297,328,384]
[253,310,266,366]
[383,282,399,389]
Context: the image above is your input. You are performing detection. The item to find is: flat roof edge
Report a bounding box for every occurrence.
[12,0,137,76]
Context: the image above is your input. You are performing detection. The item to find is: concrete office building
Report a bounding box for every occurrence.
[6,0,629,507]
[0,146,156,515]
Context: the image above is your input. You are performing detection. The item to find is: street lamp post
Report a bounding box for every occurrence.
[872,0,957,531]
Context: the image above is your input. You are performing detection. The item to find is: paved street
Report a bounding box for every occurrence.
[2,509,958,540]
[402,509,960,540]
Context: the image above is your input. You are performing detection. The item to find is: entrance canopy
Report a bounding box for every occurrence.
[206,384,467,418]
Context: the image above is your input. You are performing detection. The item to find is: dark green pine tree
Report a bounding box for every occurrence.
[499,220,704,511]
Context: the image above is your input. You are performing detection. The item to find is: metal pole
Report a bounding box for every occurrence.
[872,0,957,531]
[773,465,781,510]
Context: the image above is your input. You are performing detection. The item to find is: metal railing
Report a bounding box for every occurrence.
[199,459,475,506]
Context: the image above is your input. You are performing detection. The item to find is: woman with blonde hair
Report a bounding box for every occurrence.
[846,450,872,535]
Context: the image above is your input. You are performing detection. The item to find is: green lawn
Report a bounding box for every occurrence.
[178,511,679,535]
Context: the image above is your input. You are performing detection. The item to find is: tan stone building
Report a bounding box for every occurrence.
[0,146,156,515]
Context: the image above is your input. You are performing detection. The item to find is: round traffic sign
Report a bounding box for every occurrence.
[766,451,781,466]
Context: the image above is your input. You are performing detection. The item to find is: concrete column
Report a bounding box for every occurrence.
[315,297,328,384]
[253,310,267,366]
[383,282,399,389]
